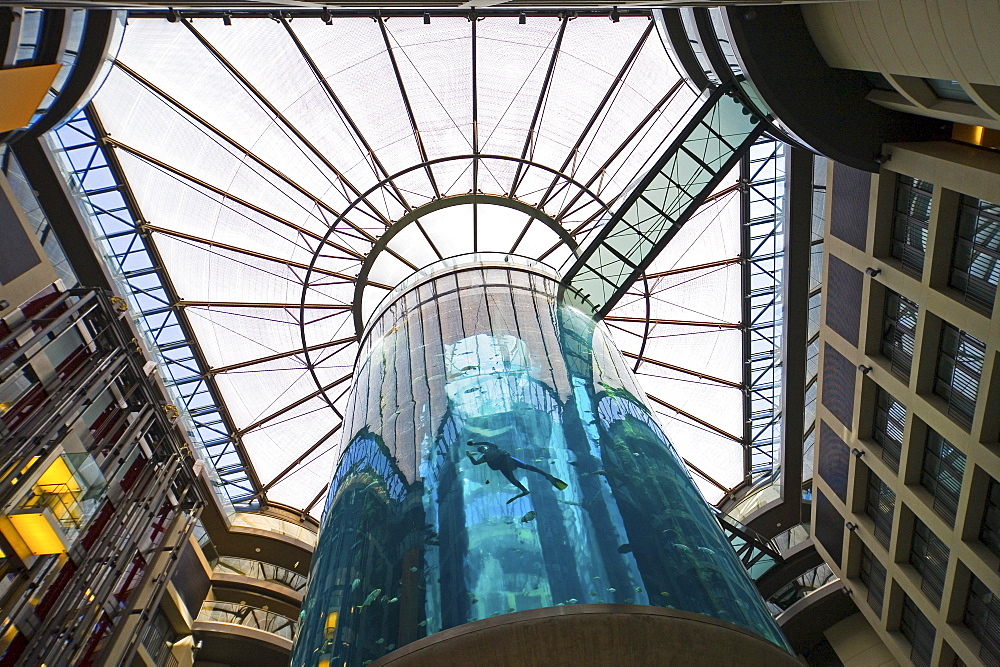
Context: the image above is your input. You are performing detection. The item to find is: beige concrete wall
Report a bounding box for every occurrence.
[813,141,1000,666]
[803,0,1000,128]
[825,613,898,666]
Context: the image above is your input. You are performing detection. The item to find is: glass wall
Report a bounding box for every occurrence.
[292,260,789,666]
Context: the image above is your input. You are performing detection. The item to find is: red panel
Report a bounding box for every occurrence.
[1,383,48,431]
[0,320,17,364]
[54,344,89,380]
[34,558,77,620]
[0,630,27,667]
[77,612,113,667]
[113,552,145,607]
[119,455,146,493]
[19,284,61,322]
[80,502,114,551]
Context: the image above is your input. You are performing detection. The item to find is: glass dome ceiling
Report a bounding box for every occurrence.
[85,11,756,517]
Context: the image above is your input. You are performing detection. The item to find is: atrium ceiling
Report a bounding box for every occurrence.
[83,12,752,516]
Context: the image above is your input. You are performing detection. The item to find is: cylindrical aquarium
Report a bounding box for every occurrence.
[292,256,790,666]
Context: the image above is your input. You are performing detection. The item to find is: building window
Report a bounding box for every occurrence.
[925,78,974,103]
[891,175,933,277]
[873,386,905,472]
[964,575,1000,666]
[935,323,985,429]
[909,518,949,607]
[901,595,936,667]
[140,608,177,666]
[881,290,918,380]
[866,470,895,549]
[920,429,966,525]
[980,476,1000,560]
[859,541,887,617]
[951,195,1000,313]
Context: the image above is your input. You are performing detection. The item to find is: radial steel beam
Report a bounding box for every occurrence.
[646,393,741,442]
[280,18,410,213]
[142,224,390,287]
[113,62,383,262]
[644,256,741,279]
[536,22,654,209]
[562,85,766,319]
[178,301,352,311]
[553,79,687,222]
[508,17,566,198]
[207,336,356,376]
[604,316,740,328]
[105,136,350,252]
[303,483,330,515]
[181,17,390,228]
[252,422,344,498]
[622,350,742,388]
[236,372,352,436]
[377,14,441,200]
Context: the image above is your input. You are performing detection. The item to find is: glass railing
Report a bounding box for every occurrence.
[767,563,836,614]
[197,601,297,641]
[212,556,307,592]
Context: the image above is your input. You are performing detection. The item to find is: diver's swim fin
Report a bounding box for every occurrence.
[506,490,530,504]
[551,478,568,491]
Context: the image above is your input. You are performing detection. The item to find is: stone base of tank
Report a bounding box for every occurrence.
[372,604,802,666]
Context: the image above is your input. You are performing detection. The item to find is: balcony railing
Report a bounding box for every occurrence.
[212,556,307,592]
[196,601,297,641]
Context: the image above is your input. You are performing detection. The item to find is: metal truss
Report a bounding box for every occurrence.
[47,106,262,508]
[741,137,786,486]
[563,85,766,318]
[715,510,783,580]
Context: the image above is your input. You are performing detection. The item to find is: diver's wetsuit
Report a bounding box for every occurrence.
[466,441,568,503]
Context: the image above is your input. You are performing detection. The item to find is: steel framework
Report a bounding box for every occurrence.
[48,107,260,507]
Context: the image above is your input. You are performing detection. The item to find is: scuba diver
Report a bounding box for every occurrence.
[466,440,568,504]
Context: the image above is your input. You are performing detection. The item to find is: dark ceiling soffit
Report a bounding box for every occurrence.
[24,11,118,138]
[656,10,710,92]
[720,4,948,172]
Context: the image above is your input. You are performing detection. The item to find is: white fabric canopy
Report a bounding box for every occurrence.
[93,13,745,515]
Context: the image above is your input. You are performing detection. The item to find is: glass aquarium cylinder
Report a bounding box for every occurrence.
[292,257,789,666]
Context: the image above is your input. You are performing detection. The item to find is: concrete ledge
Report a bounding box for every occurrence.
[373,604,801,666]
[193,619,293,653]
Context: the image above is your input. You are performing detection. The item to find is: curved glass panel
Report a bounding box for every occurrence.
[293,261,788,666]
[198,601,298,640]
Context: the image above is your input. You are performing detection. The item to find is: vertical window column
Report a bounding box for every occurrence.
[908,518,949,607]
[964,575,1000,666]
[859,541,888,617]
[873,387,906,472]
[866,470,896,549]
[920,429,966,525]
[901,595,936,667]
[979,476,1000,559]
[951,195,1000,313]
[881,290,918,381]
[935,323,985,429]
[891,176,933,277]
